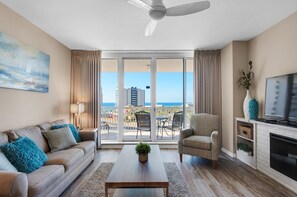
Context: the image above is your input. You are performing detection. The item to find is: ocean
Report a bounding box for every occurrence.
[102,102,183,107]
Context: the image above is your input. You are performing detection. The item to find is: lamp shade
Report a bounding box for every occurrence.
[71,103,85,114]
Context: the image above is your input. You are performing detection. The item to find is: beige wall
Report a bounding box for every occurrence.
[249,11,297,117]
[0,3,71,131]
[221,41,248,153]
[221,11,297,153]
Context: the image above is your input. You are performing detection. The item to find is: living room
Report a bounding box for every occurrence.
[0,0,297,197]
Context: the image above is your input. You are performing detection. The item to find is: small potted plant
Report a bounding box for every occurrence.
[237,142,253,156]
[135,142,151,162]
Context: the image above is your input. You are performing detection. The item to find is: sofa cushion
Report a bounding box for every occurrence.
[12,126,50,153]
[0,137,48,173]
[43,127,77,152]
[45,148,84,171]
[0,133,8,146]
[0,150,17,172]
[27,165,64,197]
[51,124,81,143]
[183,135,211,150]
[51,119,67,126]
[38,122,52,132]
[38,120,67,132]
[72,141,95,154]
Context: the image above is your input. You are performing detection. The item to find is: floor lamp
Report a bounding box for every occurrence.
[71,102,85,129]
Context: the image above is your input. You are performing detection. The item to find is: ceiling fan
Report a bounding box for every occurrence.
[127,0,210,36]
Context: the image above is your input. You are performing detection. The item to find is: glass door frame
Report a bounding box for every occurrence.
[101,51,193,142]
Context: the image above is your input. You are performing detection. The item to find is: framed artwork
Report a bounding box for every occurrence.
[0,32,50,93]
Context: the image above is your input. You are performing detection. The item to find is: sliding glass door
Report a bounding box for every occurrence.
[100,59,118,141]
[123,59,152,141]
[156,59,183,140]
[100,55,194,143]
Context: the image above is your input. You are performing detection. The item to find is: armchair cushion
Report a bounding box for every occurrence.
[179,128,194,141]
[190,113,219,136]
[183,135,211,150]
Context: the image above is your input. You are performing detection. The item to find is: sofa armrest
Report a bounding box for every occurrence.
[0,172,28,197]
[211,131,220,160]
[179,128,194,141]
[79,130,97,142]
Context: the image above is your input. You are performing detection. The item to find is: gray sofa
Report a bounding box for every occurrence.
[0,120,97,197]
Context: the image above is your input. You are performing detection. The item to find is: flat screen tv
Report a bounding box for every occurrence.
[264,73,297,123]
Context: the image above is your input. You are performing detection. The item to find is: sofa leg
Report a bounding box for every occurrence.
[179,154,183,162]
[212,160,217,169]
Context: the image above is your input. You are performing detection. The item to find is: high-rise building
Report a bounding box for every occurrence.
[115,87,145,107]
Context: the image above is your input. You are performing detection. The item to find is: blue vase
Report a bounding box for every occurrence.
[249,99,259,120]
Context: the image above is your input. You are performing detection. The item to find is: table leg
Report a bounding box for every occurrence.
[166,186,169,197]
[105,187,108,197]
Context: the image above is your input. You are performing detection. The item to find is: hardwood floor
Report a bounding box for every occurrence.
[61,149,297,197]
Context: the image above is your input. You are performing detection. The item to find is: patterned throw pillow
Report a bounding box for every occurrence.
[0,137,47,173]
[51,124,81,143]
[43,126,77,152]
[0,150,18,172]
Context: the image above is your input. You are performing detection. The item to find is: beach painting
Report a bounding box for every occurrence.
[0,32,50,93]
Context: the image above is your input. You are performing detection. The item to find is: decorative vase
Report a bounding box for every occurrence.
[243,90,252,119]
[139,153,148,162]
[249,99,259,120]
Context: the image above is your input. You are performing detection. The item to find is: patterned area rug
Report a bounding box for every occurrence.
[77,162,189,197]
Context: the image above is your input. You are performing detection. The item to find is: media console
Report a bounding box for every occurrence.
[235,118,297,194]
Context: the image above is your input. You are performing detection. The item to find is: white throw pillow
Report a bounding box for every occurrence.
[0,150,18,172]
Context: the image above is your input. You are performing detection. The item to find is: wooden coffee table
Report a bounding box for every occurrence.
[105,145,169,197]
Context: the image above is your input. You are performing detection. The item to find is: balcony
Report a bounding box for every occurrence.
[101,105,194,141]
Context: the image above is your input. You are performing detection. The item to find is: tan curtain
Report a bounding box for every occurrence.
[194,50,221,116]
[71,50,101,128]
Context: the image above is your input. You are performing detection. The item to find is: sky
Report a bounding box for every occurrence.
[101,72,193,103]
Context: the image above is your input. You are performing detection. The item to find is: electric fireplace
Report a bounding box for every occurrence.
[270,133,297,181]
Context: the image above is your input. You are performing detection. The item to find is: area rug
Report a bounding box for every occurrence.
[77,162,189,197]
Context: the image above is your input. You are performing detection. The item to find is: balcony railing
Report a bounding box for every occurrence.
[100,105,194,141]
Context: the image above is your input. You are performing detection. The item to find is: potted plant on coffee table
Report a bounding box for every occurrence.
[135,142,151,162]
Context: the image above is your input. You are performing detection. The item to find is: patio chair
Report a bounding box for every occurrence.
[135,111,151,138]
[161,111,183,139]
[101,121,110,133]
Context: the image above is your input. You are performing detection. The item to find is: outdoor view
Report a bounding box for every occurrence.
[100,58,194,142]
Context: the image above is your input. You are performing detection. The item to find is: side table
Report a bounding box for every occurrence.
[80,128,100,149]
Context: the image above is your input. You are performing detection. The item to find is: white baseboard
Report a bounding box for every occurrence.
[221,147,236,158]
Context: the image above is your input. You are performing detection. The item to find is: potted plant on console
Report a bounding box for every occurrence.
[135,142,151,162]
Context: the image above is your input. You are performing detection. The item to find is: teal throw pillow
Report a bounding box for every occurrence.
[43,127,77,152]
[0,137,47,173]
[0,150,18,172]
[51,124,81,142]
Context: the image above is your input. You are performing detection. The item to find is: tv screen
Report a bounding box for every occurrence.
[289,74,297,122]
[264,75,290,120]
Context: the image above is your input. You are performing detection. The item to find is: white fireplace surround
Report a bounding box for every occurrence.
[256,121,297,193]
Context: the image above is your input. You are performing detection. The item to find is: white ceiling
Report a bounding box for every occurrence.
[1,0,297,50]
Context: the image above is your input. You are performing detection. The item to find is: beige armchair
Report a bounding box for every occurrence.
[178,113,220,168]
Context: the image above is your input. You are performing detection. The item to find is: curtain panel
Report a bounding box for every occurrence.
[71,50,101,128]
[194,50,221,116]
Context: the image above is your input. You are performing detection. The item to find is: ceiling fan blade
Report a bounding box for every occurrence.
[128,0,152,11]
[166,1,210,16]
[145,19,158,36]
